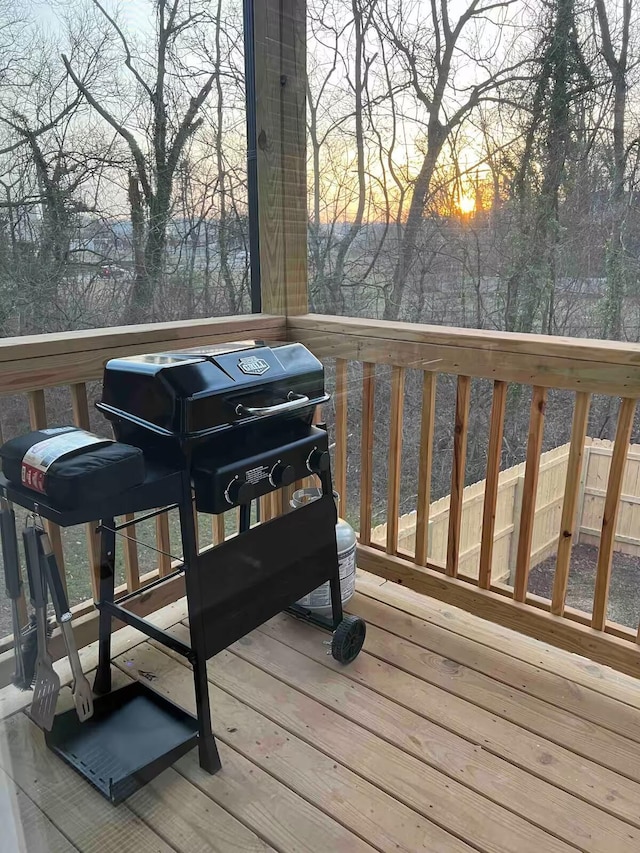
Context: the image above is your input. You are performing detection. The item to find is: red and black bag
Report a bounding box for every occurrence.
[0,427,145,509]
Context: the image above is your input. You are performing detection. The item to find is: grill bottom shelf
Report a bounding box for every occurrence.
[44,681,199,804]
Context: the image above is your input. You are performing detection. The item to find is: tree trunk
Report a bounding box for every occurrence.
[383,123,444,321]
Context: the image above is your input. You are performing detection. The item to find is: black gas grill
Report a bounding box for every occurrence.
[1,339,365,804]
[98,341,333,513]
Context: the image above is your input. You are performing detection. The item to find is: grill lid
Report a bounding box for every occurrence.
[99,340,327,439]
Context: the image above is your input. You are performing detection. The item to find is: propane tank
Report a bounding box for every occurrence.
[290,487,357,618]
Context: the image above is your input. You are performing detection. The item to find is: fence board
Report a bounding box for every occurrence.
[122,513,140,592]
[70,383,102,599]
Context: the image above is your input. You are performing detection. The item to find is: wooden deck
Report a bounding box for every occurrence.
[2,573,640,853]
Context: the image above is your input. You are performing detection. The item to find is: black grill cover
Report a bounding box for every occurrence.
[0,427,145,509]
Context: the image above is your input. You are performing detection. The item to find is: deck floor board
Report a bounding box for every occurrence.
[1,580,640,852]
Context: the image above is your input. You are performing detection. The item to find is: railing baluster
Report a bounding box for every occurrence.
[551,392,591,616]
[122,512,140,592]
[70,382,102,599]
[446,376,471,577]
[213,514,226,545]
[592,397,636,630]
[359,362,376,545]
[335,358,348,519]
[260,493,273,523]
[386,366,405,555]
[479,380,508,589]
[155,512,172,577]
[513,386,547,602]
[415,372,436,567]
[27,389,67,594]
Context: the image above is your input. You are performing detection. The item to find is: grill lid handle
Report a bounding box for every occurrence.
[235,392,311,418]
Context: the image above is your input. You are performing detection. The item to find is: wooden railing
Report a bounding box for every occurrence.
[3,310,640,684]
[289,314,640,679]
[0,313,286,688]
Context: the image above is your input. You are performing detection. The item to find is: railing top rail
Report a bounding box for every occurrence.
[0,314,286,395]
[290,314,640,364]
[288,314,640,396]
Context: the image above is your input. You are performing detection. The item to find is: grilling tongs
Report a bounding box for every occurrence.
[1,498,26,687]
[36,529,94,722]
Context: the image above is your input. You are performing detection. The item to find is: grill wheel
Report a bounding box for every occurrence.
[331,615,366,664]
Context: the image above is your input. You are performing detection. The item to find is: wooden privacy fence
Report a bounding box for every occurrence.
[371,438,640,577]
[371,443,571,582]
[579,439,640,555]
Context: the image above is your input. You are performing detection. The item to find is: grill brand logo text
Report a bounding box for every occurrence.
[238,356,270,376]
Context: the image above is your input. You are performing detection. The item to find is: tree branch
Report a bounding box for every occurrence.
[61,53,153,201]
[167,72,217,175]
[92,0,153,97]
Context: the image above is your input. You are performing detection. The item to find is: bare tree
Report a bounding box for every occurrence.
[374,0,524,320]
[63,0,218,320]
[594,0,635,341]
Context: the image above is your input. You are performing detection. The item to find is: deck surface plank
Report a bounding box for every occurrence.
[356,574,640,709]
[115,643,472,853]
[0,766,77,853]
[250,616,640,843]
[353,584,640,740]
[349,593,640,782]
[161,624,575,853]
[2,580,640,853]
[0,714,175,853]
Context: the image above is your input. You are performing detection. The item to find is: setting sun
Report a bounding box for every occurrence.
[457,191,476,215]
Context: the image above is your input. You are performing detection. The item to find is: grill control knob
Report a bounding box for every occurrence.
[269,460,296,488]
[306,447,330,474]
[225,475,254,505]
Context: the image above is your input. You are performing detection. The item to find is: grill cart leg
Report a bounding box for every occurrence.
[94,518,116,695]
[179,478,221,775]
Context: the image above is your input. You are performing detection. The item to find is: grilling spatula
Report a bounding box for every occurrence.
[23,525,60,730]
[1,499,26,688]
[38,529,93,722]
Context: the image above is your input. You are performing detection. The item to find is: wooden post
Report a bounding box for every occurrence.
[70,383,103,600]
[254,0,307,317]
[334,359,348,518]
